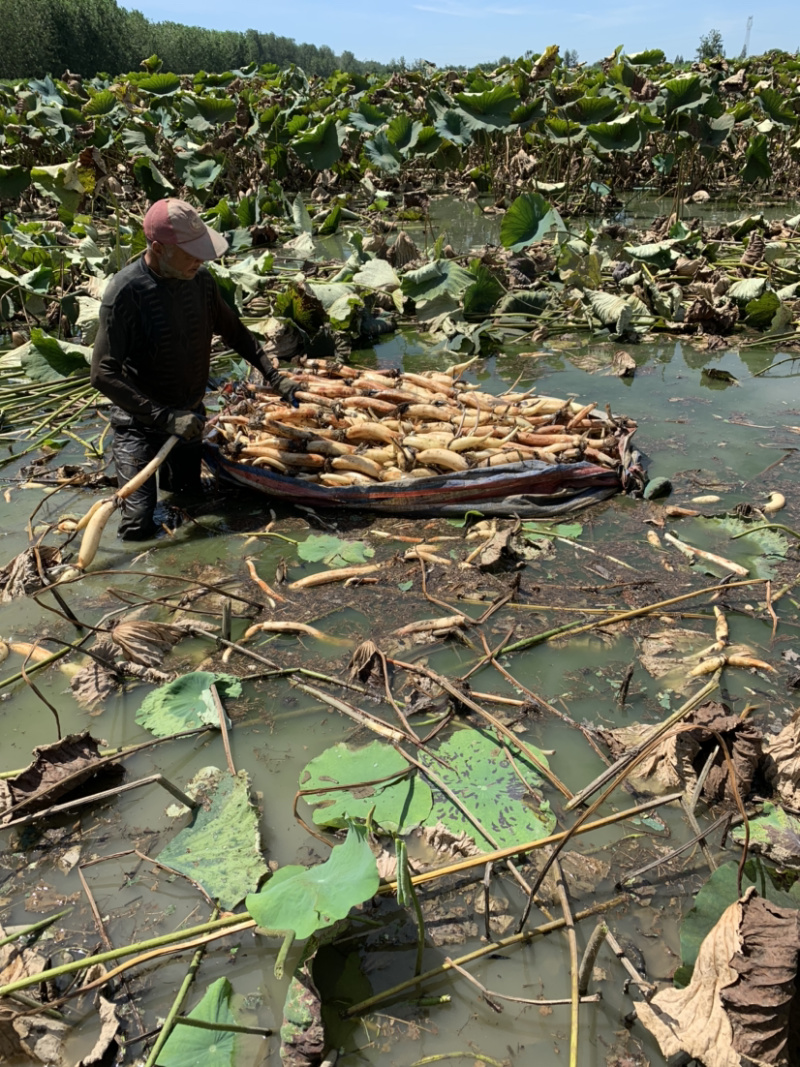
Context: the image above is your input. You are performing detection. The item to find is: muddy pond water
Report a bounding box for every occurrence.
[2,231,800,1064]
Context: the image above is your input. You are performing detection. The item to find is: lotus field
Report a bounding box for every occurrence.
[4,44,800,1067]
[1,46,800,398]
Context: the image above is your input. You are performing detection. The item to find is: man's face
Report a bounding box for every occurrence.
[151,241,205,280]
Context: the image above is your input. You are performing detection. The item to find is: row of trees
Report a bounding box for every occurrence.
[0,0,390,79]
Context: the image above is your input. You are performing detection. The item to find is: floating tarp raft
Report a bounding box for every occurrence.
[205,360,643,517]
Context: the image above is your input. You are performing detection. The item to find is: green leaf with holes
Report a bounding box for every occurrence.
[417,728,555,851]
[158,768,268,910]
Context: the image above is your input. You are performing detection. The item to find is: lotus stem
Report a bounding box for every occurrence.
[173,1018,273,1036]
[343,896,625,1017]
[0,913,252,999]
[0,909,72,950]
[379,792,685,894]
[577,922,608,996]
[143,934,208,1067]
[498,578,767,655]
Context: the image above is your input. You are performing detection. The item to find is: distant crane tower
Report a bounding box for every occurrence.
[740,15,753,59]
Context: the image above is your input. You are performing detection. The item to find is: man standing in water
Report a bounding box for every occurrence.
[91,198,295,540]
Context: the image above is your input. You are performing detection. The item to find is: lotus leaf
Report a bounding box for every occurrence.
[624,239,678,269]
[565,96,621,125]
[662,74,707,114]
[462,263,503,317]
[292,117,342,171]
[352,258,400,291]
[133,156,174,199]
[318,203,342,236]
[500,193,563,252]
[82,90,117,117]
[401,259,473,302]
[412,125,443,155]
[728,277,767,304]
[433,109,473,147]
[454,84,520,131]
[543,117,585,143]
[137,72,181,96]
[587,115,644,154]
[678,858,800,982]
[192,94,237,125]
[364,131,402,173]
[626,49,666,65]
[417,728,556,851]
[0,165,31,199]
[299,741,432,832]
[387,113,422,153]
[30,160,88,216]
[20,329,91,382]
[745,290,782,329]
[742,133,772,182]
[758,88,797,127]
[135,671,242,737]
[245,823,379,940]
[158,769,268,910]
[348,101,389,133]
[158,977,237,1067]
[296,534,374,567]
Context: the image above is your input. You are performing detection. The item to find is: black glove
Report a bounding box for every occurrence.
[165,410,205,440]
[263,364,299,407]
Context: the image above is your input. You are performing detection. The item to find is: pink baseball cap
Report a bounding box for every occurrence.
[143,199,229,260]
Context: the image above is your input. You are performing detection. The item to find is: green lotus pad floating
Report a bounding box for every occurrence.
[296,533,375,567]
[246,823,379,940]
[158,977,237,1067]
[299,740,433,833]
[135,671,241,738]
[158,769,268,910]
[417,727,556,851]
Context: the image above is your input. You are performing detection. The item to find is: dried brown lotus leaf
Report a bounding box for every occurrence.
[765,709,800,809]
[110,620,186,666]
[637,889,800,1067]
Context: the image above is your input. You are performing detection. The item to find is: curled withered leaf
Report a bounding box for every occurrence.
[599,701,764,805]
[0,546,63,602]
[0,731,112,824]
[348,639,380,682]
[636,888,800,1067]
[110,620,186,667]
[765,709,800,808]
[70,661,120,709]
[0,925,69,1063]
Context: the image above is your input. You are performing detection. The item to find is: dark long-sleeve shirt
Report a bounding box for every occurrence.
[91,256,266,428]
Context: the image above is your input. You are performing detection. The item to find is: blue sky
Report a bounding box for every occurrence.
[123,1,800,68]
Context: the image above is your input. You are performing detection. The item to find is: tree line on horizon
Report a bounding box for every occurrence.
[0,0,398,80]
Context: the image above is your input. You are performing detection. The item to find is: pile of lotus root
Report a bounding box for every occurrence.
[209,358,636,487]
